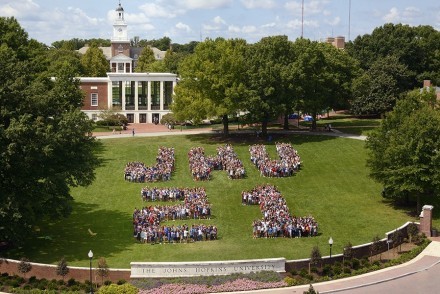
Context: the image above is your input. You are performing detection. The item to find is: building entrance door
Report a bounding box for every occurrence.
[152,113,160,125]
[139,114,147,123]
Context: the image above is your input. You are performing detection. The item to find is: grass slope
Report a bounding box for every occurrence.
[7,133,413,268]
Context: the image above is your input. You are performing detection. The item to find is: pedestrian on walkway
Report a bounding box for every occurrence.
[132,128,135,136]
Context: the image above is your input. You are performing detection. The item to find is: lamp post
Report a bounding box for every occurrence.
[328,237,333,260]
[88,250,93,294]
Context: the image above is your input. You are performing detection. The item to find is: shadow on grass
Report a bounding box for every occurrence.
[184,132,339,147]
[381,193,440,221]
[5,202,132,264]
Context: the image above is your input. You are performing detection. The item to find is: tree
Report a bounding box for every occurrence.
[292,41,357,129]
[17,258,32,278]
[160,113,177,126]
[351,55,409,115]
[343,242,353,263]
[163,50,189,74]
[346,23,440,88]
[171,85,215,125]
[392,229,403,253]
[245,35,295,135]
[135,46,156,72]
[309,245,322,274]
[366,88,440,213]
[370,235,382,261]
[80,43,109,77]
[46,47,85,77]
[0,17,101,244]
[407,222,419,243]
[303,284,319,294]
[96,257,110,285]
[56,257,70,281]
[173,38,248,134]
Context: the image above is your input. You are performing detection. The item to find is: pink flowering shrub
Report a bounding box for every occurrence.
[139,278,287,294]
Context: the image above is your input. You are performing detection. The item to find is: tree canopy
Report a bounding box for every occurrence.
[135,46,156,72]
[0,17,100,244]
[173,38,248,134]
[292,40,357,129]
[245,35,296,135]
[347,23,440,87]
[80,43,109,77]
[351,55,409,115]
[365,88,440,212]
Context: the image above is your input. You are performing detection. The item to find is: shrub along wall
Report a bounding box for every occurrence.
[1,222,416,282]
[0,260,130,283]
[286,221,416,271]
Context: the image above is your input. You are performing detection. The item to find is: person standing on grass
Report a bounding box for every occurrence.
[132,128,135,136]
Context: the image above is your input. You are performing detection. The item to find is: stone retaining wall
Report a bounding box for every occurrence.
[0,222,417,282]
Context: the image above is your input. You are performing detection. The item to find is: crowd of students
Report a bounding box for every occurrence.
[249,143,301,177]
[133,187,217,243]
[188,144,245,181]
[242,185,318,238]
[217,144,246,179]
[124,147,175,182]
[134,223,217,244]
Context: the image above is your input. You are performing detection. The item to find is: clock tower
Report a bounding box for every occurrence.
[111,1,130,58]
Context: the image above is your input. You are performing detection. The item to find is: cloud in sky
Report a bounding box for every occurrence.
[2,0,439,45]
[241,0,277,9]
[175,22,191,33]
[383,6,422,23]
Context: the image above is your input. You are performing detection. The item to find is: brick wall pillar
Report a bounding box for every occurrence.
[419,205,434,237]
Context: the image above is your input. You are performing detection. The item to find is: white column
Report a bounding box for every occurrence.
[134,81,139,111]
[172,80,177,104]
[160,81,164,111]
[121,81,126,111]
[107,82,113,109]
[147,81,151,111]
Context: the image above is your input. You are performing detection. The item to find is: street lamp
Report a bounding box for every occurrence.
[88,250,93,294]
[328,237,333,260]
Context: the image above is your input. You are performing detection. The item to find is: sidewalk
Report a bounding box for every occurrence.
[229,239,440,294]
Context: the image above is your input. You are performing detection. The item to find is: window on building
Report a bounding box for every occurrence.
[118,63,124,73]
[112,81,122,107]
[164,81,173,110]
[92,114,98,121]
[151,81,160,110]
[138,81,147,109]
[91,93,98,106]
[125,81,135,110]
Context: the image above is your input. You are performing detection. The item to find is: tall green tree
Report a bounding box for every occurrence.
[351,55,409,115]
[46,47,85,77]
[0,17,100,244]
[366,88,440,213]
[80,43,109,77]
[135,46,156,72]
[173,38,248,134]
[346,23,440,87]
[292,41,357,129]
[245,35,295,135]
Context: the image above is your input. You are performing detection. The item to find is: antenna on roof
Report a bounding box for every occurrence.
[348,0,351,41]
[301,0,304,38]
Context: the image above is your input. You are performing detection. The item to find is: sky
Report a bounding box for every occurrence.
[1,0,439,46]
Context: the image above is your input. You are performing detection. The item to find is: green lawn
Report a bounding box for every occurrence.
[6,133,417,268]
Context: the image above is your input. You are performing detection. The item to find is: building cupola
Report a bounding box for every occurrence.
[116,1,124,21]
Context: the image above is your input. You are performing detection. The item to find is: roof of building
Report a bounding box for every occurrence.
[110,53,133,62]
[77,46,165,61]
